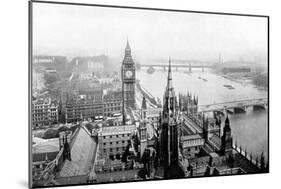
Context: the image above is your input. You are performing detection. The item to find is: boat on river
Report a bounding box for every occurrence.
[223,84,235,89]
[147,66,155,74]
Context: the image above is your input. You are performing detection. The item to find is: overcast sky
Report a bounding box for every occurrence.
[33,2,268,63]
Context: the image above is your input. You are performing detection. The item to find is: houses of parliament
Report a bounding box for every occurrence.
[120,40,267,179]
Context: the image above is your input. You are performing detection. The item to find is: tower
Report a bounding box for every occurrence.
[62,135,71,161]
[121,39,136,121]
[159,58,179,175]
[214,112,222,137]
[140,97,148,157]
[221,115,233,155]
[202,115,210,140]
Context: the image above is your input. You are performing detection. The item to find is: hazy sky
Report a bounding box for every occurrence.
[33,2,268,62]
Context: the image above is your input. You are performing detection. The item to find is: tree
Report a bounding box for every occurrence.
[85,123,94,133]
[43,128,58,139]
[57,126,70,133]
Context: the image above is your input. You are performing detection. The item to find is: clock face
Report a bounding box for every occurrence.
[125,70,133,78]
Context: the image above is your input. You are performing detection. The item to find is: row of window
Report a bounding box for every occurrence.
[66,109,103,113]
[103,140,130,146]
[102,134,130,139]
[33,118,57,122]
[105,103,121,107]
[186,146,200,152]
[104,107,121,112]
[66,107,103,110]
[32,109,57,112]
[33,113,57,117]
[33,105,56,109]
[66,103,120,108]
[33,110,48,113]
[103,147,126,153]
[125,93,135,99]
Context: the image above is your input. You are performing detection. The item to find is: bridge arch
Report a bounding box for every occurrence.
[233,107,246,114]
[199,98,268,114]
[214,110,225,116]
[253,104,266,111]
[226,108,234,114]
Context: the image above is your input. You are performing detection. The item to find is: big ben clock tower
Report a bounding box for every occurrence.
[121,39,136,115]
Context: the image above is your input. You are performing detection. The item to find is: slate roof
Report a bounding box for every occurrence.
[58,126,98,177]
[101,125,136,136]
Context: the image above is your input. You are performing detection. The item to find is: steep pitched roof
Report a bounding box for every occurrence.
[58,126,98,177]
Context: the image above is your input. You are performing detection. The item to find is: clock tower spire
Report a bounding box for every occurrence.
[125,38,131,56]
[121,39,136,122]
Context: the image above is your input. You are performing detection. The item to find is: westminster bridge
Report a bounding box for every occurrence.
[139,63,214,72]
[199,98,268,114]
[138,58,216,72]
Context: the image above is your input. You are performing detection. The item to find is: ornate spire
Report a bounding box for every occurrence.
[141,97,147,121]
[166,57,173,92]
[164,57,176,105]
[125,38,131,57]
[123,38,133,64]
[126,38,131,50]
[163,57,176,117]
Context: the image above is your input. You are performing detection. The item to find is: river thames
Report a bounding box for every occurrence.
[137,68,268,160]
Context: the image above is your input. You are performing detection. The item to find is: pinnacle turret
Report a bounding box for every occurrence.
[163,57,177,117]
[126,39,131,50]
[125,39,131,56]
[165,57,174,96]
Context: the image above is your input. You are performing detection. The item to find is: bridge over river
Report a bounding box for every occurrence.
[199,98,268,114]
[139,63,215,72]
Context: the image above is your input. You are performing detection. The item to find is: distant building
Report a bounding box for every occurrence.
[65,88,122,123]
[65,93,104,123]
[71,55,108,74]
[45,67,57,74]
[32,98,59,128]
[222,67,251,74]
[179,92,198,115]
[33,55,67,73]
[33,56,56,64]
[79,73,96,80]
[103,90,123,117]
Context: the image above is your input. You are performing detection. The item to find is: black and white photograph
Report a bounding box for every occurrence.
[29,1,269,188]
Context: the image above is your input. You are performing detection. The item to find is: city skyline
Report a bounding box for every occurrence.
[33,3,267,63]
